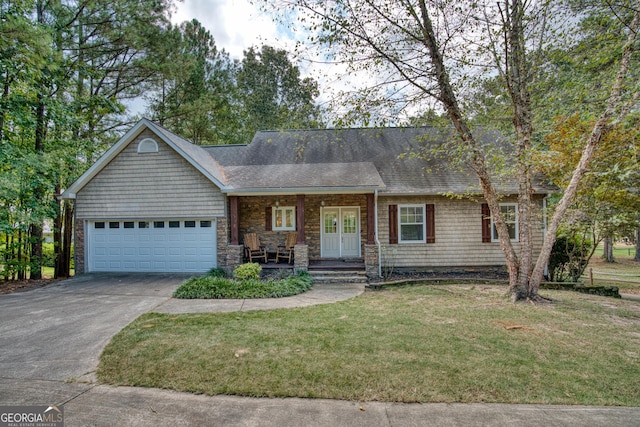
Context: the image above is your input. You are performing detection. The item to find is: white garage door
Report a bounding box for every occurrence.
[87,219,217,273]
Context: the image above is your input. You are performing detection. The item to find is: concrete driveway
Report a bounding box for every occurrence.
[0,273,185,385]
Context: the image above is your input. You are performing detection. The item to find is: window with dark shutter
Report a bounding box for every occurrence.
[426,204,435,244]
[389,204,398,244]
[481,203,491,243]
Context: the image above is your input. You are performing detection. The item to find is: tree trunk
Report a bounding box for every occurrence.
[53,196,73,278]
[17,229,25,281]
[30,0,47,281]
[54,186,63,279]
[506,0,537,301]
[603,236,615,263]
[0,79,9,142]
[635,223,640,262]
[61,202,73,277]
[529,10,639,291]
[3,234,9,280]
[416,0,522,293]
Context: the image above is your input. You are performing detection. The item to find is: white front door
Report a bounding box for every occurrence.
[321,207,361,258]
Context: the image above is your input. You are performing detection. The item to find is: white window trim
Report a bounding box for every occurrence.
[491,203,519,242]
[398,204,426,244]
[272,206,296,231]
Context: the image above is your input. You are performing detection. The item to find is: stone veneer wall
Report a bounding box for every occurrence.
[74,218,85,274]
[237,194,370,259]
[293,244,309,272]
[216,216,228,268]
[364,244,379,279]
[226,245,244,270]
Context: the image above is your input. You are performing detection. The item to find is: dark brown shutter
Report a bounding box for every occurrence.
[265,207,272,231]
[426,204,435,244]
[481,203,491,243]
[389,204,398,244]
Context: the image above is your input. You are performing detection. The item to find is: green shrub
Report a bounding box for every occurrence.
[173,270,313,299]
[42,242,56,268]
[549,234,592,282]
[207,267,227,278]
[233,263,262,280]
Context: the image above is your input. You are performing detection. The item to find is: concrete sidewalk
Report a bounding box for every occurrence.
[3,379,639,427]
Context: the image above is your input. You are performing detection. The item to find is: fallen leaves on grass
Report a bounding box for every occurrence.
[493,321,533,331]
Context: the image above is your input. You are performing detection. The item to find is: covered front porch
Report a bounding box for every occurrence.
[225,193,379,278]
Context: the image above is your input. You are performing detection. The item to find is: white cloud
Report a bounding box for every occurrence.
[167,0,369,125]
[171,0,283,59]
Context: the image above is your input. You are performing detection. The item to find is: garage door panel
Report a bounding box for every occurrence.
[123,248,136,256]
[88,219,216,273]
[108,248,121,256]
[138,247,152,256]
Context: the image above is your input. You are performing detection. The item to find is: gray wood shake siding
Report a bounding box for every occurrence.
[75,130,225,219]
[378,196,544,268]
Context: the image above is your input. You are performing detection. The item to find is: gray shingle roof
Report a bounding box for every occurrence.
[203,127,554,195]
[224,162,384,192]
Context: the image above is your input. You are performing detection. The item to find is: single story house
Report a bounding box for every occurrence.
[61,119,554,278]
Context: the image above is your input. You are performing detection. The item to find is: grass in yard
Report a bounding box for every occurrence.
[99,284,640,405]
[584,243,640,294]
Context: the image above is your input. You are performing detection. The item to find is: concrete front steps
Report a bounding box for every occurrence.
[309,270,369,285]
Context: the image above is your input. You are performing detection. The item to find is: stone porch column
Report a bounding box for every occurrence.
[226,245,244,271]
[364,244,379,279]
[294,244,309,273]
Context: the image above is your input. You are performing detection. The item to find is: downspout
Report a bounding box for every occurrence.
[375,189,382,278]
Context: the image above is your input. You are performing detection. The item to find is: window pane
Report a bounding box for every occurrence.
[274,207,295,230]
[200,221,212,228]
[169,221,180,228]
[502,205,516,222]
[400,206,423,224]
[109,222,120,229]
[324,213,337,234]
[154,221,165,228]
[343,214,356,234]
[124,222,134,229]
[285,209,293,228]
[401,224,423,241]
[492,204,518,241]
[139,221,149,229]
[95,222,105,229]
[185,221,196,228]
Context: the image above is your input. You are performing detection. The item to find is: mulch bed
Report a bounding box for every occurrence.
[372,269,510,284]
[0,278,62,295]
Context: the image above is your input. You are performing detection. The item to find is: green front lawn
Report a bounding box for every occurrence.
[99,284,640,405]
